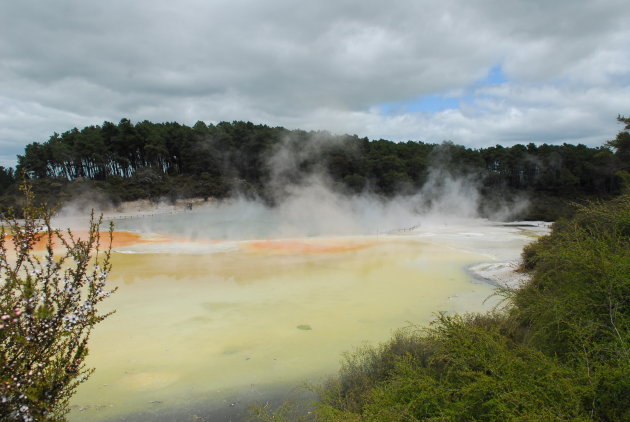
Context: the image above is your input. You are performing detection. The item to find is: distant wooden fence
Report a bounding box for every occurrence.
[103,204,196,221]
[387,224,420,234]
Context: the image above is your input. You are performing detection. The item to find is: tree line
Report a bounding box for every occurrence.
[1,117,628,216]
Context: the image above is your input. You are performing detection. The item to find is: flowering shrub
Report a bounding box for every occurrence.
[0,184,115,421]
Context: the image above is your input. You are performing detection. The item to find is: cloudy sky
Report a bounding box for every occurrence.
[1,0,629,167]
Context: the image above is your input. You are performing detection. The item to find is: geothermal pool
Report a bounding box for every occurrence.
[64,206,547,422]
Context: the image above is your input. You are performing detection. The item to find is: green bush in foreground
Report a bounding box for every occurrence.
[0,185,115,421]
[513,194,630,421]
[268,194,630,421]
[317,315,590,421]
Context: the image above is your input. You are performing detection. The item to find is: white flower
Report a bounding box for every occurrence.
[63,313,79,325]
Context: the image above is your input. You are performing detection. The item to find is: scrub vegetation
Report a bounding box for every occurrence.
[273,193,628,421]
[0,184,115,421]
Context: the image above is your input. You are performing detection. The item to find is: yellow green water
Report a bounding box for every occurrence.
[69,235,500,421]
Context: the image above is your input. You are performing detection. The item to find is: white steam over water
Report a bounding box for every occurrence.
[108,172,527,242]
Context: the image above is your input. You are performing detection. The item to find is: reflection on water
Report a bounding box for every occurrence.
[68,220,544,421]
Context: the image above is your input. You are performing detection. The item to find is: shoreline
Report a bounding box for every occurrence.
[72,382,314,422]
[466,260,531,290]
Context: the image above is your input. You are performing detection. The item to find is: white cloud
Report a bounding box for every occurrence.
[0,0,629,167]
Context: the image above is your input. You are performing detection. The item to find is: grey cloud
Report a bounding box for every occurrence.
[2,0,500,108]
[1,0,629,167]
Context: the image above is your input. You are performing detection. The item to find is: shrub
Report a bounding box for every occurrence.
[317,315,590,421]
[511,195,630,420]
[513,195,630,357]
[0,184,115,421]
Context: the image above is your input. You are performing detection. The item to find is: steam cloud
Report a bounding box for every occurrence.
[57,134,529,239]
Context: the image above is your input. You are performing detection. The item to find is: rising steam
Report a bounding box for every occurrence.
[56,135,529,239]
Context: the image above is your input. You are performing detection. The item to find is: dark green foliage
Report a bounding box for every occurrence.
[0,167,15,196]
[307,194,630,421]
[4,118,627,219]
[607,116,630,165]
[511,195,630,420]
[514,195,630,358]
